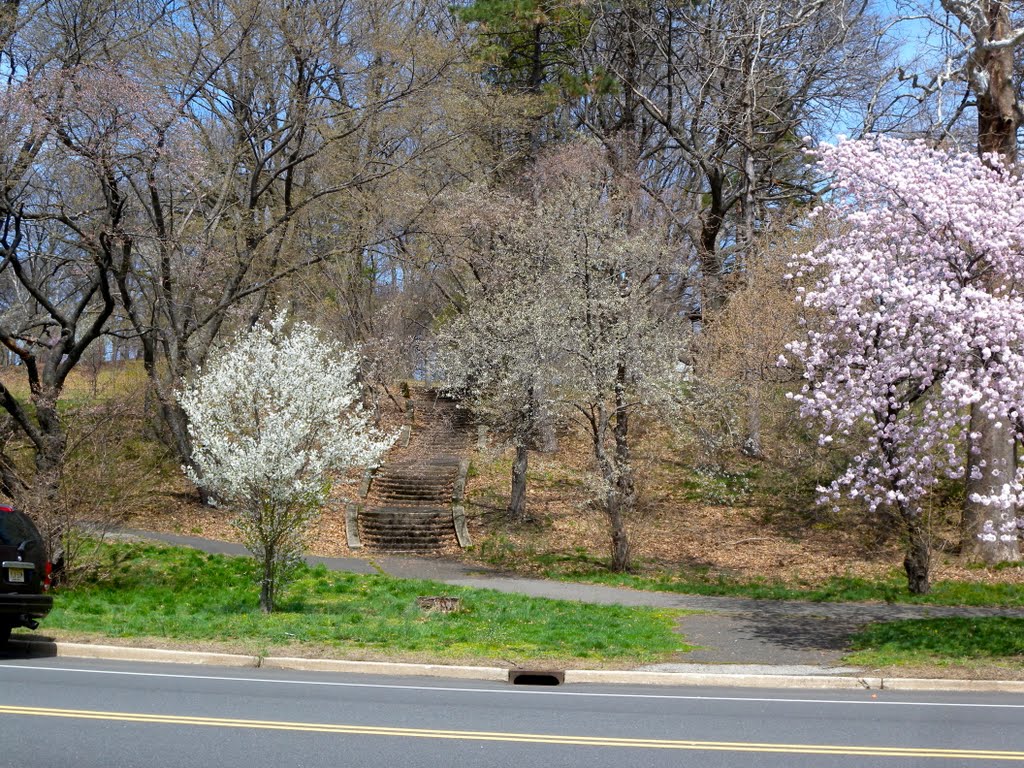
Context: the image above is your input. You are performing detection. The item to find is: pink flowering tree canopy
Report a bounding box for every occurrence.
[784,136,1024,592]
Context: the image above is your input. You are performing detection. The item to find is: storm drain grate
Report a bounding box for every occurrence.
[508,670,564,686]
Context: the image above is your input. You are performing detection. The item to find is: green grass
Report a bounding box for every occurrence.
[44,541,691,664]
[494,549,1024,607]
[846,617,1024,667]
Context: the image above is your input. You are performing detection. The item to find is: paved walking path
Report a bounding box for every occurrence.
[122,530,1024,672]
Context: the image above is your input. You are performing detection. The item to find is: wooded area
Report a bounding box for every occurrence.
[1,0,1023,595]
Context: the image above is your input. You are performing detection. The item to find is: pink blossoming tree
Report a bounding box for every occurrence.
[785,136,1024,594]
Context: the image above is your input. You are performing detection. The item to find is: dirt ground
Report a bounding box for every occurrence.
[4,362,1010,589]
[128,432,1024,590]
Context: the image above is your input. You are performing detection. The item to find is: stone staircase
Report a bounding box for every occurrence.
[350,388,473,554]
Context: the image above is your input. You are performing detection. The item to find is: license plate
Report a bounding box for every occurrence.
[8,567,24,583]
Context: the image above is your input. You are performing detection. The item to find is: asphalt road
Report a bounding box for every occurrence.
[2,658,1024,767]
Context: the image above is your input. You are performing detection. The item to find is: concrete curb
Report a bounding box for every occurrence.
[872,677,1024,693]
[562,669,876,689]
[261,656,507,681]
[12,639,1024,693]
[12,640,259,667]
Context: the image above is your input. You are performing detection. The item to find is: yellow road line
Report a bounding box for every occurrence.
[1,705,1021,760]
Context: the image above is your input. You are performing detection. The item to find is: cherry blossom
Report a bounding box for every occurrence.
[785,136,1024,593]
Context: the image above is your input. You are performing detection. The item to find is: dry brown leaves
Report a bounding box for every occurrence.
[128,410,1024,589]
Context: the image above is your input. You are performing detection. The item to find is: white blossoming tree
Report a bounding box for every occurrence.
[179,315,395,612]
[432,144,689,571]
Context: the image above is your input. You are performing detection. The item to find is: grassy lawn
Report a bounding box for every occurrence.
[41,541,692,665]
[498,550,1024,607]
[846,617,1024,670]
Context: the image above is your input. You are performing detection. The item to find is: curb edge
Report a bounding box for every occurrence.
[11,640,1024,693]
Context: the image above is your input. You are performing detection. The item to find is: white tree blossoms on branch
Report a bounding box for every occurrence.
[785,136,1024,594]
[179,315,395,612]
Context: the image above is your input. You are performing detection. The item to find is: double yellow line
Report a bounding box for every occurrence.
[2,704,1022,760]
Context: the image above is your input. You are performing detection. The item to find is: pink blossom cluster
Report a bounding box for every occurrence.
[980,518,1024,543]
[785,136,1024,520]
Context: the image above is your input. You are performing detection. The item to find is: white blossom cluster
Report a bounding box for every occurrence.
[179,314,395,609]
[432,171,687,459]
[786,137,1024,524]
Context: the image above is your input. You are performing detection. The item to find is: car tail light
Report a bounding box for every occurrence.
[0,505,12,513]
[43,561,52,590]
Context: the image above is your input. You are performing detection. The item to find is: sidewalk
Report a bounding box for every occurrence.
[120,530,1024,673]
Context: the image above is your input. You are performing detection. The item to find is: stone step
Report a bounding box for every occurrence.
[366,499,452,509]
[417,443,468,453]
[356,387,470,554]
[360,514,452,526]
[362,536,451,548]
[370,486,453,499]
[361,505,450,518]
[358,506,457,552]
[372,483,456,495]
[362,533,452,544]
[362,524,454,536]
[370,494,451,505]
[369,474,454,487]
[373,473,455,484]
[372,477,455,487]
[373,485,454,495]
[377,461,460,473]
[362,542,452,553]
[360,507,451,520]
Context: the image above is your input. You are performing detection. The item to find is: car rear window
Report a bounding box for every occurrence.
[0,511,42,547]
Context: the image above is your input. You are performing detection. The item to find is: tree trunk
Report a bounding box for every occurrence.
[697,204,726,317]
[509,439,528,521]
[742,381,764,459]
[608,361,635,572]
[26,390,68,581]
[903,512,931,595]
[0,1,19,54]
[608,485,631,572]
[963,407,1020,562]
[535,418,559,453]
[31,391,66,503]
[531,384,558,453]
[961,0,1023,564]
[974,2,1019,162]
[160,394,213,505]
[259,578,274,614]
[259,549,275,614]
[0,448,23,499]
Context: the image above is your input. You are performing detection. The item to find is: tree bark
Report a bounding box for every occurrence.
[259,577,274,614]
[586,399,634,573]
[697,169,727,318]
[509,439,528,521]
[903,513,931,595]
[0,448,23,499]
[259,546,276,614]
[531,383,558,453]
[31,388,67,503]
[608,485,631,572]
[742,380,764,459]
[608,361,635,572]
[973,1,1020,162]
[960,0,1023,564]
[0,0,18,54]
[963,407,1020,562]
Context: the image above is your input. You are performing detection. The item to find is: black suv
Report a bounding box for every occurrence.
[0,506,52,644]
